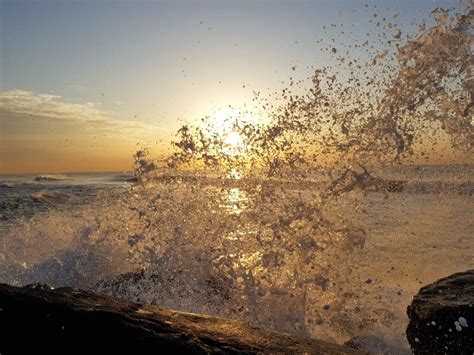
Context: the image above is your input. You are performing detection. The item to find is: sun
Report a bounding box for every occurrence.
[223,131,245,156]
[202,106,260,157]
[195,106,268,175]
[208,106,265,135]
[207,106,267,149]
[224,131,244,147]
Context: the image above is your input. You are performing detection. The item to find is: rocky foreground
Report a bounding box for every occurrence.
[406,269,473,354]
[1,269,472,354]
[0,283,363,354]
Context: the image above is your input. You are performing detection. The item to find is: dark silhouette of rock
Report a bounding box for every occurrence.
[406,269,474,354]
[0,283,364,354]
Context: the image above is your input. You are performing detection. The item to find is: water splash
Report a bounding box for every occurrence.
[0,2,473,353]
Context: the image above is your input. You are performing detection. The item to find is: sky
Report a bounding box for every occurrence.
[0,0,462,173]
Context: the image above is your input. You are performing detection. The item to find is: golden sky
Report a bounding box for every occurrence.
[1,0,470,174]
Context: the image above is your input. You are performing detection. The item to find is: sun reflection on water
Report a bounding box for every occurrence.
[220,187,248,216]
[228,168,242,180]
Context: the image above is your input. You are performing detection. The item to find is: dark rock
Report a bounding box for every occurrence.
[0,283,364,354]
[406,269,474,354]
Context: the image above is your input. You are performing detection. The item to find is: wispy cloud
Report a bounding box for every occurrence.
[0,90,110,122]
[0,90,173,173]
[0,89,172,134]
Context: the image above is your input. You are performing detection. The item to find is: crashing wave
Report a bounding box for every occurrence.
[30,190,71,204]
[0,2,473,353]
[33,174,68,182]
[110,174,138,183]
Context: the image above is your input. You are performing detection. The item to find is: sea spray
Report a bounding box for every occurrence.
[0,2,472,353]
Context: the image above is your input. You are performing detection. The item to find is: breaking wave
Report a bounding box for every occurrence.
[33,174,69,182]
[30,190,72,204]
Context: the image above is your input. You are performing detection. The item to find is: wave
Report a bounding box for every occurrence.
[110,174,137,183]
[327,166,473,195]
[33,174,69,182]
[0,3,473,354]
[401,181,474,195]
[30,190,71,204]
[1,181,41,189]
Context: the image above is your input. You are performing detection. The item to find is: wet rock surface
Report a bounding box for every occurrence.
[406,269,474,354]
[0,283,363,354]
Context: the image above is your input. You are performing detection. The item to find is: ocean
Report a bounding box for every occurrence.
[0,172,134,233]
[1,3,473,353]
[0,165,472,353]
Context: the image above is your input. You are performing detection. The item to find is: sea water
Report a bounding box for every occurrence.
[1,2,473,353]
[0,166,472,353]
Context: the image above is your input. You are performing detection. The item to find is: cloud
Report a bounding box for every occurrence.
[0,89,173,134]
[0,89,175,146]
[0,90,176,173]
[0,90,110,122]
